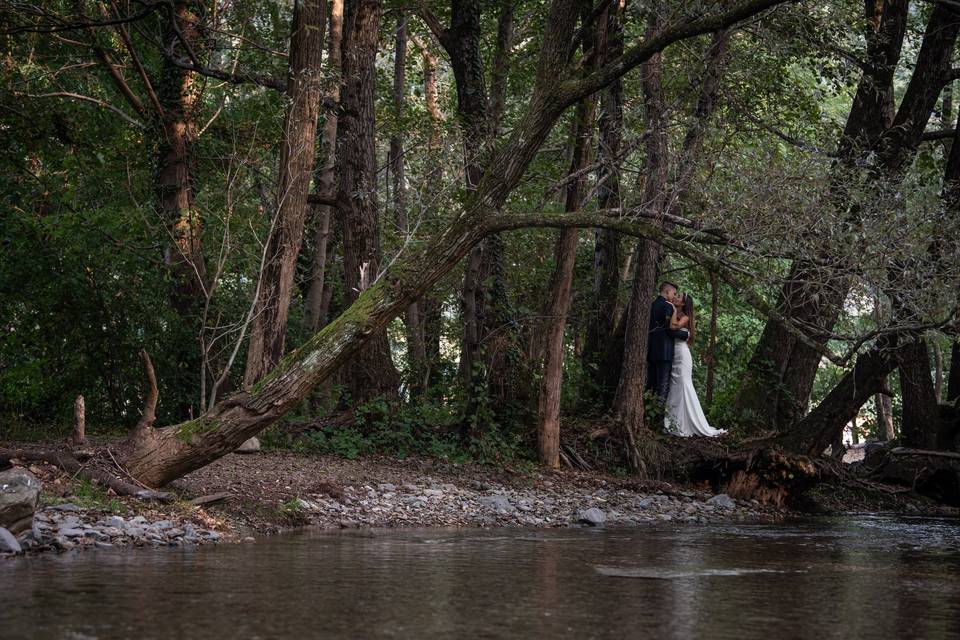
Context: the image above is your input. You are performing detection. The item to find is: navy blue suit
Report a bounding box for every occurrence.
[646,296,688,421]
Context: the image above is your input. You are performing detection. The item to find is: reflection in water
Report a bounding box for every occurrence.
[1,516,958,639]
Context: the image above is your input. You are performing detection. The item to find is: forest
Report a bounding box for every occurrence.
[2,0,960,508]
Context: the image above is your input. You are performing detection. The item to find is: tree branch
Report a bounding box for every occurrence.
[23,91,145,128]
[136,349,158,432]
[562,0,791,106]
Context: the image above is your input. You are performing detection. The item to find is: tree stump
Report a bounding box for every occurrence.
[71,395,85,446]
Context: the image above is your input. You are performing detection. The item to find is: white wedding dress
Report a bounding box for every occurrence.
[665,340,726,437]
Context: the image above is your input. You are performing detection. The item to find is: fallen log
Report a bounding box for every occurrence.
[867,447,960,506]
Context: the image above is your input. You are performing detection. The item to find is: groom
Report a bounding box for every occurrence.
[645,282,689,425]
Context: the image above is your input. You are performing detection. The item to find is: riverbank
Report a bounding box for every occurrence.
[2,443,783,556]
[3,442,956,557]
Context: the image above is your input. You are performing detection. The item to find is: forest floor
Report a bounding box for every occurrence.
[3,437,956,557]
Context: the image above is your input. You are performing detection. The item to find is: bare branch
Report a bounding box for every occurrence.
[23,91,145,128]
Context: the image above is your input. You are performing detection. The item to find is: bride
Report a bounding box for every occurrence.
[665,293,726,438]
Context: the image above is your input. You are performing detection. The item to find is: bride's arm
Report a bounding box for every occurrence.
[669,308,688,330]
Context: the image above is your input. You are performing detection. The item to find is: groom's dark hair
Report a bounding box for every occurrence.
[659,281,678,294]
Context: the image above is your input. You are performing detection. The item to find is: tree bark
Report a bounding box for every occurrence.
[875,391,894,441]
[705,271,719,407]
[582,4,624,402]
[390,16,428,397]
[537,33,597,467]
[778,339,899,456]
[145,1,207,310]
[949,339,960,404]
[898,339,941,449]
[243,0,327,386]
[612,11,669,433]
[337,0,399,404]
[304,0,345,332]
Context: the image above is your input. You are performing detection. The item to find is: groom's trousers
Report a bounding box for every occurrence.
[646,360,672,426]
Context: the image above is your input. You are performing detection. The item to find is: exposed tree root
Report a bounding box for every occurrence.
[664,439,819,507]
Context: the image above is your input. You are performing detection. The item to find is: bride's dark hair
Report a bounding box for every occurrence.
[682,294,695,345]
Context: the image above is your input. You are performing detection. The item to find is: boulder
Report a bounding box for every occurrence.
[577,507,606,526]
[0,526,22,554]
[480,495,515,515]
[236,437,261,454]
[707,494,736,509]
[0,467,41,535]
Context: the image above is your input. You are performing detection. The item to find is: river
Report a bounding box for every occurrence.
[2,515,958,639]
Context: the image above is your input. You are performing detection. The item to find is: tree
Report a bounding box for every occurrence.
[110,0,792,486]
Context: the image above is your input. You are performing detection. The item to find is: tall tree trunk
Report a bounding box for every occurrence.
[390,15,428,397]
[430,0,519,427]
[898,339,941,449]
[934,342,944,403]
[155,1,206,310]
[337,0,399,404]
[612,12,669,434]
[582,4,624,403]
[612,22,729,439]
[537,21,597,466]
[305,0,345,332]
[949,340,960,404]
[243,0,327,387]
[705,271,719,407]
[875,392,894,441]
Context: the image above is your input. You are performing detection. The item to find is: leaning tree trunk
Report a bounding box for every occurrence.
[114,0,795,486]
[337,0,399,403]
[777,338,899,456]
[243,0,327,386]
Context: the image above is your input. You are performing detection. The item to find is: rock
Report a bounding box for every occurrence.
[638,497,654,509]
[707,494,736,509]
[105,516,126,528]
[59,527,87,538]
[0,526,22,554]
[577,507,606,526]
[152,520,174,530]
[242,536,255,543]
[0,467,41,535]
[423,489,444,497]
[378,483,397,492]
[31,520,43,543]
[48,503,81,512]
[190,492,232,507]
[480,495,515,515]
[236,437,261,454]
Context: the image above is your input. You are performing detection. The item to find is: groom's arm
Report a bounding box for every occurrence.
[667,326,689,341]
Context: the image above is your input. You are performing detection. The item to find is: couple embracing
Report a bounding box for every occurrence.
[646,282,725,438]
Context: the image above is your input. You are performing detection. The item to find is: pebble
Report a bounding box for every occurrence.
[2,506,227,556]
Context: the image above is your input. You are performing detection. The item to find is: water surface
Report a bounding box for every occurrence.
[2,515,958,639]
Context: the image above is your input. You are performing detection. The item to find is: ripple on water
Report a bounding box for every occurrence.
[593,566,800,579]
